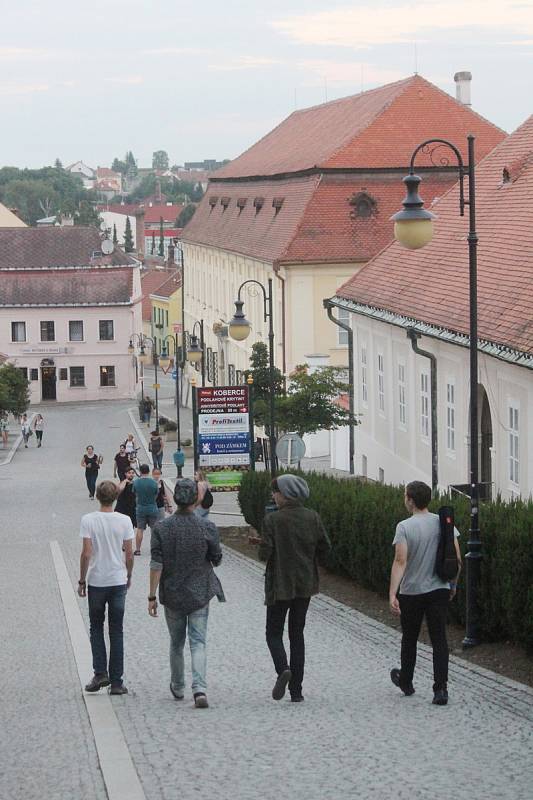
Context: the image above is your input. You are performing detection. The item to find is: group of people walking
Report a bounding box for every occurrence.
[0,412,45,449]
[78,461,461,708]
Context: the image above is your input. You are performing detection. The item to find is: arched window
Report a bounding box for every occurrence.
[349,192,376,219]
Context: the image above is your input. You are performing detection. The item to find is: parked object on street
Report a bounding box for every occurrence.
[255,474,331,702]
[78,480,134,695]
[132,464,159,555]
[389,481,462,706]
[148,478,225,708]
[81,446,103,499]
[33,413,44,447]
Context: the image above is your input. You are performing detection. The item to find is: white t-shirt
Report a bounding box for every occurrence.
[125,440,135,453]
[80,511,134,587]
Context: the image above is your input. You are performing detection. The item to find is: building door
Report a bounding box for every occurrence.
[41,367,57,400]
[479,385,493,500]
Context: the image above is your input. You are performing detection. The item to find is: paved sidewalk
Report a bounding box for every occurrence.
[1,400,532,799]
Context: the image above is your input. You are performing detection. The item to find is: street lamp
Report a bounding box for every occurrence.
[160,334,183,477]
[186,319,205,386]
[392,135,481,648]
[229,278,276,479]
[128,333,145,404]
[128,334,160,433]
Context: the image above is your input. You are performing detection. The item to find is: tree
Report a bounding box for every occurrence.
[247,343,284,429]
[0,363,31,415]
[123,216,134,252]
[125,150,137,177]
[151,232,156,255]
[176,203,196,228]
[0,165,94,225]
[2,179,60,224]
[75,200,101,228]
[158,216,164,256]
[112,224,118,245]
[112,157,127,175]
[277,364,350,436]
[54,158,63,170]
[152,150,169,170]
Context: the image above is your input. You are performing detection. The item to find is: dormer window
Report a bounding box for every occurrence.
[502,167,511,184]
[349,191,376,219]
[237,198,247,213]
[272,197,285,215]
[253,197,264,213]
[208,196,218,210]
[220,197,231,210]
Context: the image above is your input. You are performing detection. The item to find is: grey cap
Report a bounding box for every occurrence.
[173,478,198,506]
[276,474,310,500]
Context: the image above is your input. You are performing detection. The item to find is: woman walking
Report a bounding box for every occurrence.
[0,414,8,448]
[81,445,103,499]
[20,414,31,448]
[194,469,212,520]
[33,414,45,447]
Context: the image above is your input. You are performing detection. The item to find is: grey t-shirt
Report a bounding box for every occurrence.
[392,511,459,595]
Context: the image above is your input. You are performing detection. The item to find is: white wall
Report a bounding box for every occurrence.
[100,211,136,248]
[331,313,533,500]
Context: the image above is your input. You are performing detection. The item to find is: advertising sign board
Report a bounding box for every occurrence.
[196,386,250,489]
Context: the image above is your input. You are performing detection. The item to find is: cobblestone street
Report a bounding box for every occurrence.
[1,400,532,800]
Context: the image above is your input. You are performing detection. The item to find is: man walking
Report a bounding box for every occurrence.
[148,478,225,708]
[115,467,137,529]
[389,481,461,706]
[149,430,164,471]
[78,480,134,695]
[255,475,330,703]
[132,463,159,556]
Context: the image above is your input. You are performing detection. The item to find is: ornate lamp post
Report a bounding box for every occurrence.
[392,135,481,648]
[128,334,161,434]
[159,334,183,477]
[186,319,205,387]
[228,278,276,479]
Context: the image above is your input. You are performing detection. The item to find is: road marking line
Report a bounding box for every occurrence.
[50,541,146,800]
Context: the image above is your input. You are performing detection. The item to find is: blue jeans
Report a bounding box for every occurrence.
[164,604,209,695]
[88,585,127,685]
[152,451,163,470]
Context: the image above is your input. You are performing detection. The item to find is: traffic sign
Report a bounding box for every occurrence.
[152,383,160,389]
[276,433,306,466]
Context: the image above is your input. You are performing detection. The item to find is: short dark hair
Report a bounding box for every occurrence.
[139,463,150,475]
[96,480,118,505]
[405,481,431,510]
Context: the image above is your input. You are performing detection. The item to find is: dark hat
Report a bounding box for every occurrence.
[276,474,310,500]
[173,478,198,506]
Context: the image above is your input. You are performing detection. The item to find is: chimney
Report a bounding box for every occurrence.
[134,208,145,260]
[454,71,472,106]
[166,240,175,267]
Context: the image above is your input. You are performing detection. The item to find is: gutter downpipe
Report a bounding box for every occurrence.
[407,328,438,494]
[273,263,287,377]
[324,298,355,475]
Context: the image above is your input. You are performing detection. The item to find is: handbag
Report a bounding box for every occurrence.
[435,506,459,581]
[201,488,214,509]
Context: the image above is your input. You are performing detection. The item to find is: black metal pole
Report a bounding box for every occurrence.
[154,351,159,435]
[267,278,276,479]
[192,382,199,472]
[200,320,205,387]
[248,376,255,472]
[175,334,182,478]
[463,134,482,648]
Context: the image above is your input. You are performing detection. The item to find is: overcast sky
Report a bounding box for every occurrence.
[2,0,533,169]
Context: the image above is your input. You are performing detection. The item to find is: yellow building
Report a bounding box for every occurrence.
[149,271,183,359]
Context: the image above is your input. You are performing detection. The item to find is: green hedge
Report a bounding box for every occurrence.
[238,471,533,652]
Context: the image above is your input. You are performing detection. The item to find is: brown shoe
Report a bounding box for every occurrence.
[109,684,128,695]
[85,673,110,692]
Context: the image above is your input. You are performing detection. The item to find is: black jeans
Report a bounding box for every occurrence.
[266,597,311,697]
[88,584,127,685]
[85,471,97,497]
[398,588,450,690]
[35,430,43,445]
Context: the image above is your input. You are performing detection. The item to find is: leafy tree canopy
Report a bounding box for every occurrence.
[152,150,169,170]
[125,173,203,204]
[176,203,196,227]
[123,216,134,252]
[0,363,31,415]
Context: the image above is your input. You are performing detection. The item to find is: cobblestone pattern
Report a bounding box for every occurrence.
[2,400,532,800]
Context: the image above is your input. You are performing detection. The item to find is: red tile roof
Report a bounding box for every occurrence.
[0,226,137,270]
[149,271,182,299]
[214,76,505,178]
[140,268,178,321]
[336,114,533,356]
[98,203,139,216]
[181,176,320,262]
[0,268,133,306]
[142,205,183,224]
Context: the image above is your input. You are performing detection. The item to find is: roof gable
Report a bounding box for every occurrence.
[0,227,136,270]
[0,268,133,306]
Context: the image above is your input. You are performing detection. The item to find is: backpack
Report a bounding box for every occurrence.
[201,488,214,509]
[435,505,459,581]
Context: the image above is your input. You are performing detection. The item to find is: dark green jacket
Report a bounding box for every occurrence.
[258,501,331,606]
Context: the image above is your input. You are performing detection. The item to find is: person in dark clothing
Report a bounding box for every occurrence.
[115,468,137,528]
[114,445,131,481]
[81,446,103,499]
[149,431,164,471]
[253,474,330,703]
[152,468,172,518]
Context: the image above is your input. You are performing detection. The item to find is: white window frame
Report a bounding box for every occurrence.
[508,404,519,486]
[446,381,456,453]
[377,352,385,414]
[361,345,368,405]
[420,371,430,439]
[337,307,350,346]
[398,362,407,428]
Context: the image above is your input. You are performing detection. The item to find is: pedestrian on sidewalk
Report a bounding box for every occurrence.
[0,413,8,448]
[253,475,330,703]
[20,414,31,448]
[115,468,137,529]
[78,480,134,695]
[132,463,159,555]
[149,430,164,471]
[152,467,173,518]
[114,444,131,481]
[81,446,103,499]
[124,433,136,456]
[389,481,462,706]
[143,396,154,425]
[33,413,44,447]
[193,469,212,520]
[148,478,225,709]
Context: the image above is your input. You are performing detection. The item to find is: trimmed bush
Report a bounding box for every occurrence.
[238,471,533,651]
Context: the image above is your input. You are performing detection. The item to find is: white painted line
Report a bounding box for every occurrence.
[50,540,146,800]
